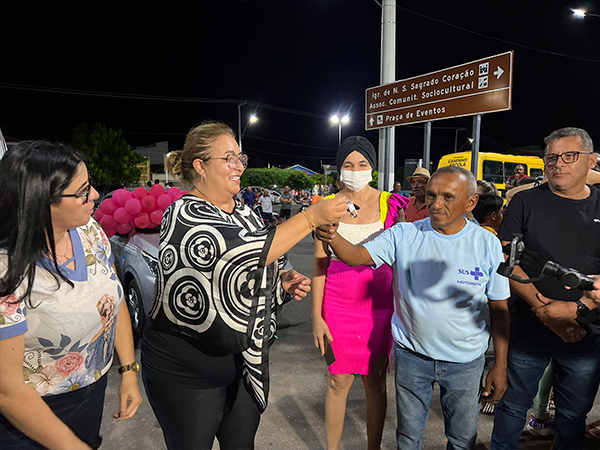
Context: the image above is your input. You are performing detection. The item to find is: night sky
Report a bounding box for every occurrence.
[2,0,599,173]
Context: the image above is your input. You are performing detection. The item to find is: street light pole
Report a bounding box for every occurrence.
[237,102,258,153]
[454,128,467,153]
[330,114,349,147]
[378,0,396,192]
[237,101,247,152]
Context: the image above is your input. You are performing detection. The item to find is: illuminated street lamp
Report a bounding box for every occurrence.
[572,8,600,18]
[237,102,258,152]
[330,114,350,147]
[457,138,473,153]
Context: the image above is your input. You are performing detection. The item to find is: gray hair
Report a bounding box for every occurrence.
[543,127,594,154]
[431,166,477,196]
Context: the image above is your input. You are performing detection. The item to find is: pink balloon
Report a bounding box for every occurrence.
[113,207,132,224]
[133,187,149,200]
[150,184,166,197]
[157,194,173,210]
[100,215,117,231]
[141,195,157,212]
[94,209,105,221]
[99,198,117,215]
[113,189,133,206]
[150,209,164,225]
[167,187,182,198]
[134,212,150,229]
[104,228,116,238]
[115,223,132,235]
[124,198,142,215]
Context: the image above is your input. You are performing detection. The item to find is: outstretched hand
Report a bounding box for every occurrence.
[281,269,311,300]
[308,196,347,227]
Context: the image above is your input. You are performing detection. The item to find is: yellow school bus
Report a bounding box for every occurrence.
[438,152,544,197]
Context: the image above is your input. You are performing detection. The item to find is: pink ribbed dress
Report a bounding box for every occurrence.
[322,221,394,375]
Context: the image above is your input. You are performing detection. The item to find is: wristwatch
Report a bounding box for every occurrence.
[118,361,140,374]
[575,299,590,318]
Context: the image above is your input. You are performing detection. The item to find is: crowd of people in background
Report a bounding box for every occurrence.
[2,125,600,450]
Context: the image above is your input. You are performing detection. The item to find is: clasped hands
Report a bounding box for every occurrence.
[314,223,339,243]
[533,275,600,343]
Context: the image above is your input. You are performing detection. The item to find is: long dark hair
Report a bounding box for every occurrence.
[0,141,85,305]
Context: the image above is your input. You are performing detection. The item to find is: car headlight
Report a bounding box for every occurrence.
[141,250,158,277]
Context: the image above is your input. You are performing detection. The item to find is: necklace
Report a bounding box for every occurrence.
[55,231,71,261]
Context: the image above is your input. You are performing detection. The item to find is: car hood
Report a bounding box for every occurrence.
[128,233,160,259]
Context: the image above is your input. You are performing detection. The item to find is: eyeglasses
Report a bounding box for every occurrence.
[543,151,593,166]
[207,153,248,169]
[59,174,93,203]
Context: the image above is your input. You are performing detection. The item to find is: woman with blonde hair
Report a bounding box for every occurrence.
[141,120,348,449]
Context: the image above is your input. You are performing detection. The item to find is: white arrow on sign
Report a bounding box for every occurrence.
[493,66,504,79]
[369,117,374,126]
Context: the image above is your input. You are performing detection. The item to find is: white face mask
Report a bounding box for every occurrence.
[340,169,372,192]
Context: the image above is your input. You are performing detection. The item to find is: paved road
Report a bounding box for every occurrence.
[100,231,600,449]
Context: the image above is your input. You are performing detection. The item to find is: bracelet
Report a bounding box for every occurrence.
[301,210,316,231]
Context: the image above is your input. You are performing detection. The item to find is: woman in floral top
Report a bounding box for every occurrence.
[0,141,142,449]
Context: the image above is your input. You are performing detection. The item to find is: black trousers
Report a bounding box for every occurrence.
[143,370,261,450]
[0,374,107,449]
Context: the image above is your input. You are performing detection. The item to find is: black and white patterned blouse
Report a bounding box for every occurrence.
[150,195,287,411]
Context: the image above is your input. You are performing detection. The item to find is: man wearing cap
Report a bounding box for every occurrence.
[405,167,430,222]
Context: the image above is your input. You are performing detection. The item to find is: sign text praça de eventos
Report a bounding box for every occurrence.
[365,51,513,130]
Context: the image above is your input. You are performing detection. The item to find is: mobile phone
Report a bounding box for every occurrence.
[323,335,335,366]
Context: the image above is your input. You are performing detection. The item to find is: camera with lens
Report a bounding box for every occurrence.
[497,234,596,290]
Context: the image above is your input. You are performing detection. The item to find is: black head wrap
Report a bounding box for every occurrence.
[336,136,377,170]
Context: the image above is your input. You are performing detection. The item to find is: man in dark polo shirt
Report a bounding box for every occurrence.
[491,127,600,450]
[405,167,430,222]
[241,186,256,207]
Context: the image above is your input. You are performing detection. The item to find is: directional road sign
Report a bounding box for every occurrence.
[365,51,513,130]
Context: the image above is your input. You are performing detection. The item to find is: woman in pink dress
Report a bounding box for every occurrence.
[312,136,409,450]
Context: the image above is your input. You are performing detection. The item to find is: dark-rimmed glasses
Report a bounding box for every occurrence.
[543,151,593,166]
[59,174,93,203]
[207,153,248,169]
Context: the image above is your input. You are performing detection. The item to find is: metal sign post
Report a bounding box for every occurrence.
[423,122,432,172]
[378,0,396,191]
[471,114,482,176]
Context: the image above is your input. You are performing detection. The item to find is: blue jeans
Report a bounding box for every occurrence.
[394,343,485,450]
[491,322,600,450]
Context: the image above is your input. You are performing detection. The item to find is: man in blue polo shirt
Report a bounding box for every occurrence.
[316,166,510,449]
[241,186,256,207]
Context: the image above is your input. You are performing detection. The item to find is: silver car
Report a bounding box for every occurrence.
[110,232,159,337]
